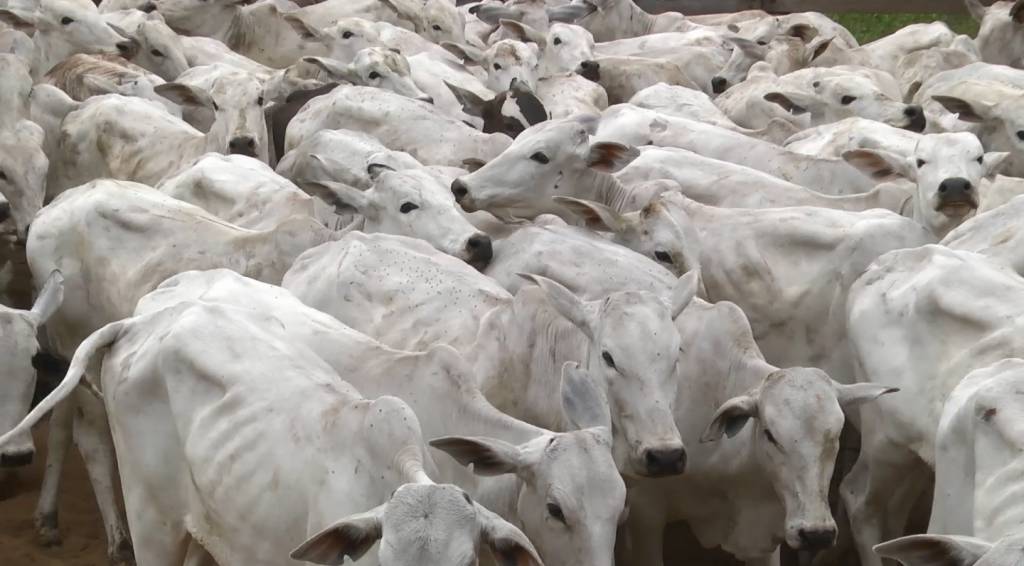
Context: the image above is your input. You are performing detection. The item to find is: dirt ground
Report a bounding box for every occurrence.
[0,422,108,566]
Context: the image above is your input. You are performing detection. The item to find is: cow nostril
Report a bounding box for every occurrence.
[228,137,257,156]
[711,77,728,94]
[465,234,493,268]
[904,105,922,117]
[451,179,469,201]
[797,528,837,550]
[0,201,10,222]
[0,451,34,468]
[642,446,686,476]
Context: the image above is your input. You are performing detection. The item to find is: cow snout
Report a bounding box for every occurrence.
[465,234,493,270]
[903,104,926,132]
[140,1,157,12]
[577,60,600,82]
[417,95,435,104]
[0,449,34,468]
[451,178,474,209]
[711,76,728,94]
[938,177,973,200]
[796,527,837,551]
[642,445,686,477]
[0,201,10,223]
[228,136,257,157]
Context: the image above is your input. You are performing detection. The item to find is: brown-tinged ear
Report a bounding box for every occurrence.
[842,149,917,183]
[429,436,523,476]
[931,95,990,123]
[585,142,640,173]
[290,504,386,565]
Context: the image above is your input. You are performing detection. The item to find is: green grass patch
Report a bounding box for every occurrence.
[830,13,979,43]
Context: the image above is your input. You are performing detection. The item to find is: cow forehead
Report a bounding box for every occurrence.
[759,369,842,420]
[917,133,984,159]
[538,432,621,490]
[376,170,449,201]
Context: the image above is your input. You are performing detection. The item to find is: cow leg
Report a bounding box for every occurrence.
[840,441,916,566]
[617,503,666,566]
[34,398,74,547]
[73,391,134,566]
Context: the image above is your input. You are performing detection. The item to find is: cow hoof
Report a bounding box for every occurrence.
[35,512,61,547]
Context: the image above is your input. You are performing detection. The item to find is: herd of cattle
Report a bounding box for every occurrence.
[5,0,1024,564]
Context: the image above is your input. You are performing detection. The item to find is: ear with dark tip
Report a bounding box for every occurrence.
[586,142,640,173]
[701,393,759,442]
[728,36,768,60]
[873,534,992,566]
[300,179,370,214]
[429,436,523,476]
[302,56,358,84]
[547,3,596,23]
[445,80,489,118]
[670,269,700,320]
[930,95,988,123]
[154,83,216,109]
[517,273,597,340]
[560,362,612,432]
[763,92,810,115]
[811,37,834,60]
[476,503,545,566]
[476,5,525,25]
[0,9,34,32]
[834,383,899,411]
[462,158,486,172]
[499,18,545,45]
[283,13,323,41]
[786,23,818,43]
[441,41,484,65]
[842,149,917,183]
[509,79,548,125]
[552,196,625,233]
[290,504,386,565]
[366,162,395,180]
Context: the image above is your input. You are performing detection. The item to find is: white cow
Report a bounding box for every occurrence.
[46,80,267,192]
[155,153,321,230]
[943,194,1024,277]
[966,0,1024,67]
[547,0,763,41]
[649,191,933,380]
[297,0,467,46]
[0,0,136,78]
[0,120,48,241]
[575,55,697,104]
[0,53,31,130]
[615,146,912,214]
[302,48,433,102]
[0,270,62,469]
[172,64,270,162]
[931,359,1024,540]
[302,166,495,269]
[283,85,512,166]
[844,245,1024,566]
[812,22,957,75]
[594,105,878,194]
[841,131,1008,238]
[42,53,180,117]
[124,268,628,566]
[710,34,831,95]
[22,179,336,562]
[622,296,897,565]
[277,128,422,190]
[7,297,544,566]
[283,231,695,478]
[287,16,454,64]
[102,8,188,80]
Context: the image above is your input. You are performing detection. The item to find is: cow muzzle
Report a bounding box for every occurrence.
[0,449,34,468]
[451,179,477,212]
[464,233,493,270]
[711,76,728,95]
[903,105,926,133]
[935,177,977,217]
[577,60,600,82]
[788,525,837,551]
[228,136,258,157]
[638,443,686,477]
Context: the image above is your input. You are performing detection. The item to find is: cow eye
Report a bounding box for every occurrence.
[342,31,354,39]
[493,62,502,71]
[399,202,419,213]
[654,251,672,264]
[150,48,164,57]
[764,428,779,446]
[61,16,74,25]
[529,151,549,164]
[756,40,768,46]
[257,95,264,105]
[211,101,219,111]
[840,95,857,105]
[368,71,381,80]
[917,159,926,168]
[1017,130,1024,142]
[977,155,984,164]
[547,502,566,524]
[602,350,615,368]
[432,24,442,31]
[553,37,562,45]
[0,169,6,181]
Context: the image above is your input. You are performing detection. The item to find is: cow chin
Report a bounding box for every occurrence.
[936,200,977,218]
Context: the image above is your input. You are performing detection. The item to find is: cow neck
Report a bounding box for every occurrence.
[611,3,657,39]
[585,169,633,213]
[243,216,333,283]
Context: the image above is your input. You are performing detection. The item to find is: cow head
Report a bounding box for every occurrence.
[766,74,926,132]
[500,19,596,77]
[126,14,189,81]
[0,271,63,468]
[843,133,1008,238]
[967,0,1024,67]
[304,48,432,103]
[0,0,137,75]
[451,116,638,220]
[303,165,494,270]
[712,35,831,95]
[874,533,1020,566]
[518,272,700,477]
[444,37,541,92]
[702,368,897,551]
[430,362,626,566]
[446,79,548,139]
[379,0,466,46]
[157,67,269,163]
[292,483,543,566]
[0,121,48,242]
[932,80,1024,174]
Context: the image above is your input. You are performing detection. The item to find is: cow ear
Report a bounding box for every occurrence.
[873,534,992,566]
[546,2,595,23]
[727,37,768,60]
[300,179,370,214]
[499,18,545,45]
[429,436,523,476]
[476,503,545,566]
[965,0,987,22]
[701,393,759,443]
[560,362,612,432]
[302,57,359,84]
[475,5,524,25]
[509,79,548,125]
[983,151,1010,179]
[0,9,35,32]
[517,273,597,340]
[1013,0,1024,24]
[441,42,484,65]
[290,504,386,565]
[283,13,323,41]
[842,149,917,182]
[462,158,486,172]
[930,95,992,123]
[834,383,899,411]
[670,269,701,320]
[810,37,834,61]
[786,22,818,43]
[763,91,813,115]
[154,83,216,109]
[445,80,490,118]
[552,196,626,233]
[367,162,395,180]
[82,74,122,96]
[29,270,64,326]
[586,142,640,173]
